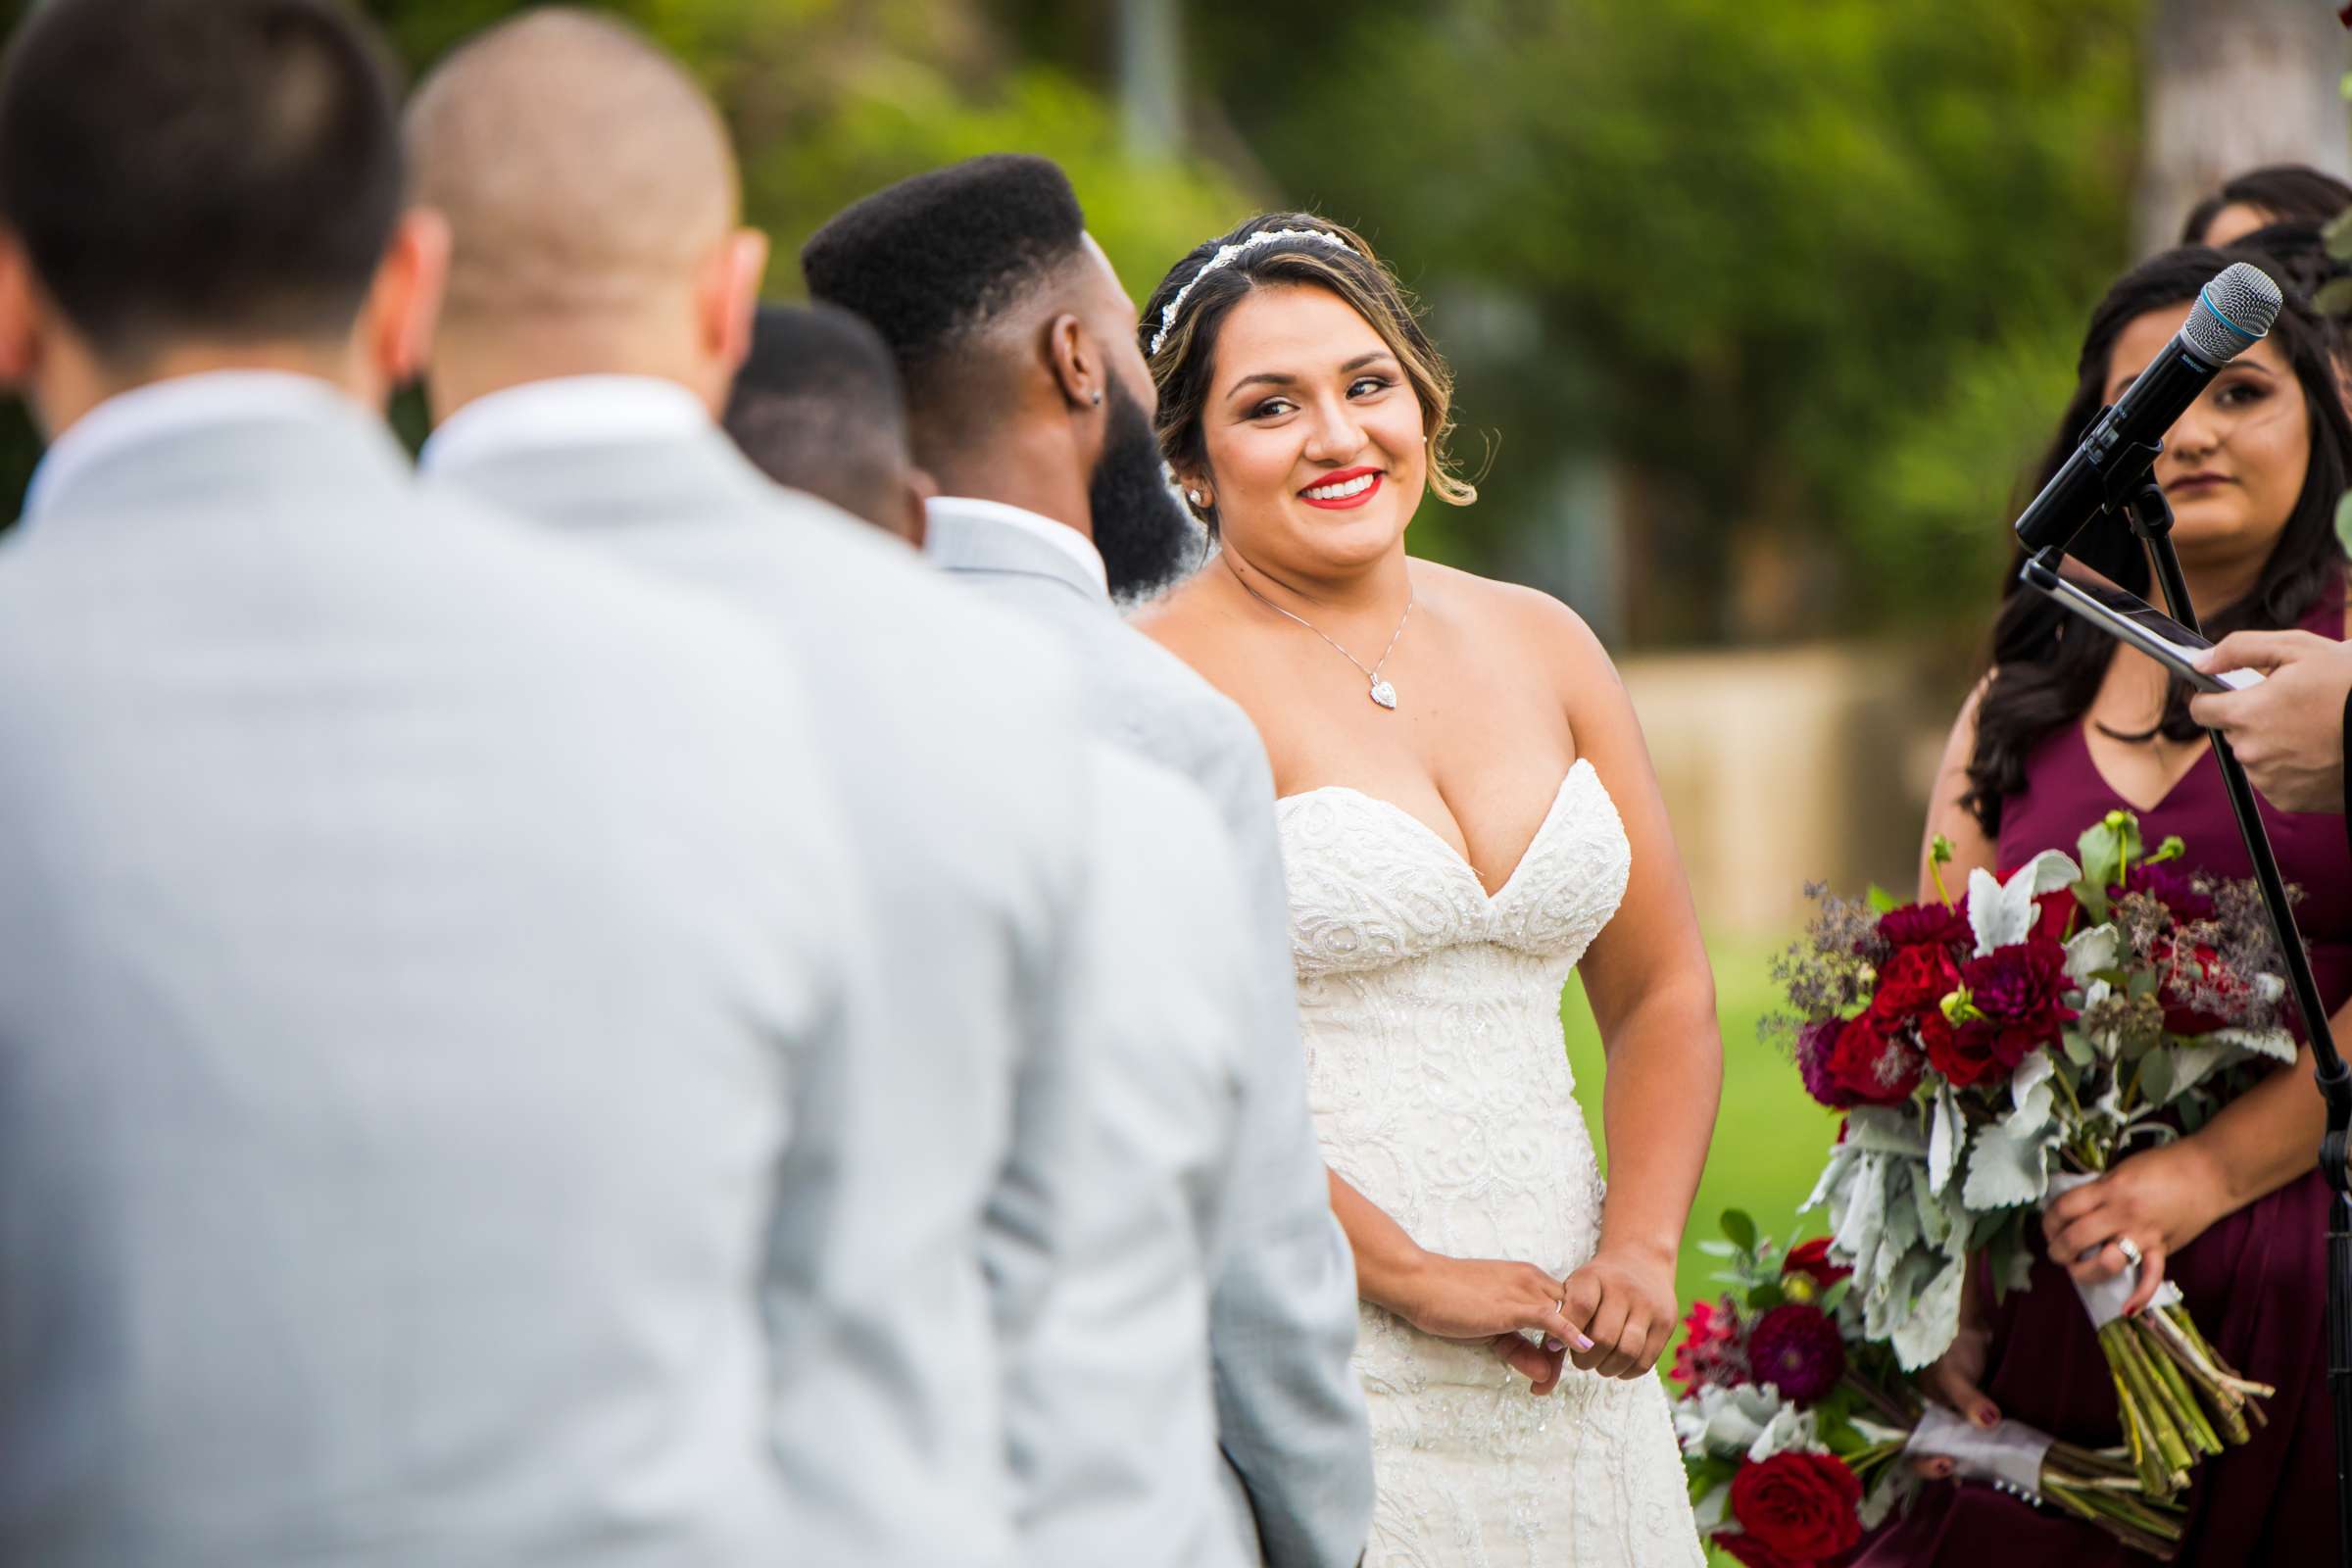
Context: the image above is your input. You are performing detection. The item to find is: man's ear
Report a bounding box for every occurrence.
[368,208,451,393]
[0,231,44,392]
[1044,312,1103,413]
[701,227,770,376]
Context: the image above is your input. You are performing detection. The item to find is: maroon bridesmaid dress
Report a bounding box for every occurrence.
[1860,584,2352,1566]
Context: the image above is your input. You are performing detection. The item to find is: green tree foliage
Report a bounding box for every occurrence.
[0,0,1250,519]
[1163,0,2143,640]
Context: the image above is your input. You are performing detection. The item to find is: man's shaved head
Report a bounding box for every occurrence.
[406,7,736,325]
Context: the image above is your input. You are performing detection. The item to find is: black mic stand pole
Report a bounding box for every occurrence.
[2113,477,2352,1564]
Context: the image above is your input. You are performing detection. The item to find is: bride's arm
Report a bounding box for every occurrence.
[1539,603,1724,1380]
[1327,1167,1589,1392]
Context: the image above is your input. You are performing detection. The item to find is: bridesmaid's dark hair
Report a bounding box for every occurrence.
[1963,246,2352,837]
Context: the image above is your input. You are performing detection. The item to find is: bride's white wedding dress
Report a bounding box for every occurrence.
[1278,759,1703,1567]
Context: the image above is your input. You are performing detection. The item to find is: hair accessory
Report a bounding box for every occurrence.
[1149,227,1354,356]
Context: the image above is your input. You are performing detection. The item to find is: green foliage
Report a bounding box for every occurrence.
[1183,0,2144,637]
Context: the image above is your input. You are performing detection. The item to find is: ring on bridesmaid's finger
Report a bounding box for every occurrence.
[2117,1236,2144,1268]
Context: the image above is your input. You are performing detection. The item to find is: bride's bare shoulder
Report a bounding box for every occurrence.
[1419,560,1617,679]
[1134,565,1258,672]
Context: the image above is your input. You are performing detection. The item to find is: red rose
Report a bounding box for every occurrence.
[1955,936,2078,1070]
[1729,1450,1864,1561]
[1827,1015,1922,1105]
[1719,1531,1803,1568]
[1783,1238,1851,1290]
[1920,1008,2004,1090]
[1871,944,1960,1023]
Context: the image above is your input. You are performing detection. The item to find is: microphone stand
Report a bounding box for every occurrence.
[2034,477,2352,1563]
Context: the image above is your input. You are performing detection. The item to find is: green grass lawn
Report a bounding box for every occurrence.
[1559,930,1836,1558]
[1562,929,1838,1335]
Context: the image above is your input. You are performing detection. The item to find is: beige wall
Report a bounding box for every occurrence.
[1620,643,1947,935]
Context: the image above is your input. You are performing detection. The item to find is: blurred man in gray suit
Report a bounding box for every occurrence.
[807,156,1376,1568]
[409,15,1267,1565]
[0,2,869,1564]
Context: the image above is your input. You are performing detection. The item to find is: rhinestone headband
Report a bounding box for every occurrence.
[1148,227,1354,356]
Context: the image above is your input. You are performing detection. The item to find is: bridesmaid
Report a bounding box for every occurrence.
[1877,247,2352,1563]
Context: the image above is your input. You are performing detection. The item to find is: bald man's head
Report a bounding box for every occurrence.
[407,7,767,417]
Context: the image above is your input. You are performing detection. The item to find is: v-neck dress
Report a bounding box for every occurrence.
[1862,582,2350,1566]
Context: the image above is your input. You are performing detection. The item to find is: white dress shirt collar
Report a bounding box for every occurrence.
[23,369,354,522]
[926,494,1108,598]
[418,374,710,474]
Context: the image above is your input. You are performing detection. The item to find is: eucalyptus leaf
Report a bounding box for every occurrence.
[2204,1025,2298,1064]
[1867,884,1899,913]
[1721,1208,1758,1252]
[1696,1240,1739,1257]
[1927,1085,1962,1195]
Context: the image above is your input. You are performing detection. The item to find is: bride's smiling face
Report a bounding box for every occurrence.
[1191,282,1426,573]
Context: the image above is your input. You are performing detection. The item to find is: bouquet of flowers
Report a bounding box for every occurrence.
[1776,810,2292,1501]
[1677,1212,2185,1561]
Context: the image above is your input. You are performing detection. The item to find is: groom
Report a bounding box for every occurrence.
[806,156,1377,1568]
[0,1,866,1561]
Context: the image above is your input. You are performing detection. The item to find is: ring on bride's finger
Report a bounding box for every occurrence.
[2117,1236,2144,1267]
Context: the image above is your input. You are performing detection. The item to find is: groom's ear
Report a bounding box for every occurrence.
[1044,312,1103,414]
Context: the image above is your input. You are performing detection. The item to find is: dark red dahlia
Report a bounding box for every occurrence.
[1878,901,1969,950]
[1746,1302,1845,1404]
[1956,936,2078,1069]
[2116,860,2214,921]
[1793,1018,1858,1110]
[1827,1015,1923,1105]
[1870,943,1961,1023]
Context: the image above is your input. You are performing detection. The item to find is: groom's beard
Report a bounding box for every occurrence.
[1089,377,1199,602]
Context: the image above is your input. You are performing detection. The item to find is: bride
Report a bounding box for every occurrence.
[1135,216,1718,1566]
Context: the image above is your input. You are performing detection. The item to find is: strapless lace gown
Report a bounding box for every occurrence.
[1278,760,1703,1567]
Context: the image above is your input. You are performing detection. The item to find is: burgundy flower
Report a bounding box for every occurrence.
[1730,1451,1864,1561]
[1878,901,1969,951]
[1871,944,1960,1023]
[1827,1015,1922,1106]
[1671,1296,1744,1396]
[2117,860,2214,922]
[1746,1302,1846,1404]
[1794,1018,1858,1110]
[1718,1532,1803,1568]
[1921,1007,2004,1090]
[1956,936,2079,1070]
[1782,1238,1852,1291]
[2151,935,2238,1035]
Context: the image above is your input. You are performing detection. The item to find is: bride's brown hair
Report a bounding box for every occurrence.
[1139,213,1476,530]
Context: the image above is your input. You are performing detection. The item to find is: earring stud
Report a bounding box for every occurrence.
[1091,390,1102,407]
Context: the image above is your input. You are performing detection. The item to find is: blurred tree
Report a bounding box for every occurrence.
[0,0,1250,522]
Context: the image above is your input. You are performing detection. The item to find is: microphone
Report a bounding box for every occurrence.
[2013,261,2285,556]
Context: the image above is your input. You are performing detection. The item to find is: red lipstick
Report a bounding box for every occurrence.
[1298,466,1384,511]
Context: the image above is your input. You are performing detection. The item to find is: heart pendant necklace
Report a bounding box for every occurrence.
[1221,549,1412,711]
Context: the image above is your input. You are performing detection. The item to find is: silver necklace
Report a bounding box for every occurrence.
[1222,549,1412,710]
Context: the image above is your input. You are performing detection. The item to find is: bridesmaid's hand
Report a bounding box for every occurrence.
[2042,1143,2227,1318]
[1559,1245,1676,1379]
[1913,1271,1998,1478]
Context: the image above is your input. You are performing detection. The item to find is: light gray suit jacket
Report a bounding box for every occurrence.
[427,422,1097,1568]
[0,398,865,1567]
[929,502,1376,1568]
[1009,744,1253,1568]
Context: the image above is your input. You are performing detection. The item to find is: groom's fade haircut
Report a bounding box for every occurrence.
[404,7,737,329]
[0,0,404,366]
[801,155,1086,452]
[724,303,915,527]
